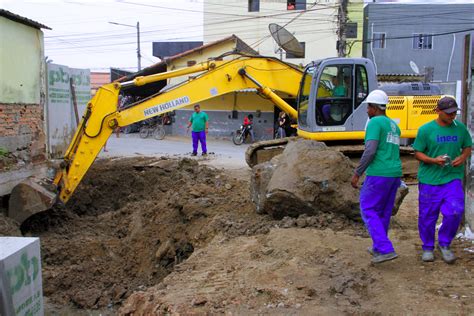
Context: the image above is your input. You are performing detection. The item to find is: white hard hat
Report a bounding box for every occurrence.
[362,89,389,109]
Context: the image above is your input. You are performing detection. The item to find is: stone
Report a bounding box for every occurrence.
[250,139,359,219]
[250,139,409,220]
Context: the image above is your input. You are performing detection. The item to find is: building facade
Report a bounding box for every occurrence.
[0,10,50,196]
[363,3,474,82]
[123,35,283,140]
[203,0,364,64]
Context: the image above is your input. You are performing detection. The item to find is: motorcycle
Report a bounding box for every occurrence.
[139,117,166,140]
[232,124,251,145]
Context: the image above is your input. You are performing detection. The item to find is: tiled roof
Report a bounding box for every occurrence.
[0,9,51,30]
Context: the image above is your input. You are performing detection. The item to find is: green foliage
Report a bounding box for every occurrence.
[0,147,8,157]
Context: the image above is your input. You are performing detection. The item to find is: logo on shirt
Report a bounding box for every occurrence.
[436,135,458,143]
[386,132,400,145]
[143,96,190,117]
[387,122,400,145]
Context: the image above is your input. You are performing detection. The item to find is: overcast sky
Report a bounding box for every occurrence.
[2,0,472,72]
[2,0,203,72]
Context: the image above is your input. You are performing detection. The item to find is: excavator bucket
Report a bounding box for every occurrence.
[8,177,57,224]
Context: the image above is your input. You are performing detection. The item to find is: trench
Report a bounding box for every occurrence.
[14,157,251,312]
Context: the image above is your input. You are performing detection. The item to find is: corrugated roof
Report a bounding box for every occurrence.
[0,9,51,30]
[163,35,257,64]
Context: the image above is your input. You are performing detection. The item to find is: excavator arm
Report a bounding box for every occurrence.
[9,55,303,223]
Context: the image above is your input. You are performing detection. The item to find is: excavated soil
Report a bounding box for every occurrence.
[6,156,362,313]
[1,156,473,314]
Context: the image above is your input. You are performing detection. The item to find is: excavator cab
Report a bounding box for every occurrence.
[297,58,378,141]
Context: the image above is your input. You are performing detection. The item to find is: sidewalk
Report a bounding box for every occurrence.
[99,133,250,170]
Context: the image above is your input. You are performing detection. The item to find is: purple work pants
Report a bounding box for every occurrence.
[192,131,207,155]
[360,176,401,254]
[418,179,464,251]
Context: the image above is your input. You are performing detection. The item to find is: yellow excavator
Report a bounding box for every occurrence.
[8,53,443,224]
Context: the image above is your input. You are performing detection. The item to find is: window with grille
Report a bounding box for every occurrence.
[413,34,433,50]
[287,0,306,10]
[372,32,386,49]
[248,0,260,12]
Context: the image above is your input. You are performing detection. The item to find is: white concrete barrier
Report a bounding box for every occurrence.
[0,237,43,316]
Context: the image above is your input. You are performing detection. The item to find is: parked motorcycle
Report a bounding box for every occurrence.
[139,117,166,140]
[232,124,251,145]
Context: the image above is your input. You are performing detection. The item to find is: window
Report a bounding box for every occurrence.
[248,0,259,12]
[286,42,305,58]
[355,65,368,108]
[297,65,315,127]
[413,34,433,50]
[315,65,353,126]
[287,0,306,10]
[372,32,386,49]
[187,60,196,66]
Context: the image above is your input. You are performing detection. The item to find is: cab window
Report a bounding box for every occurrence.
[297,66,315,127]
[315,65,353,126]
[355,65,369,108]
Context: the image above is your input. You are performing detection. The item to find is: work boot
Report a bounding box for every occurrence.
[371,252,398,264]
[367,247,379,256]
[421,250,435,262]
[191,152,197,156]
[438,246,456,264]
[202,152,207,156]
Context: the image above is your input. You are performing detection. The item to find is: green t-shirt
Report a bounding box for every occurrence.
[365,115,402,177]
[332,85,347,97]
[189,111,208,132]
[413,120,472,185]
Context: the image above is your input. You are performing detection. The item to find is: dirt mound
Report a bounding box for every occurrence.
[0,213,21,236]
[251,139,409,220]
[119,226,474,315]
[21,157,258,309]
[16,156,366,311]
[251,139,360,219]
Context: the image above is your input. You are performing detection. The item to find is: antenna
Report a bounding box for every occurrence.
[269,23,304,59]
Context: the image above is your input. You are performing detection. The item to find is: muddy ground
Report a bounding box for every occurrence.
[1,156,473,314]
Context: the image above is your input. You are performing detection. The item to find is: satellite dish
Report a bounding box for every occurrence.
[269,23,304,58]
[409,61,420,74]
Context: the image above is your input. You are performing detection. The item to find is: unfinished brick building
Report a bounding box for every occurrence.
[0,10,50,196]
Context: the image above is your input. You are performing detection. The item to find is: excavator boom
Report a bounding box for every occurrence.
[9,55,303,222]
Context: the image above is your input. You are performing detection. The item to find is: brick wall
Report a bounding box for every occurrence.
[0,103,46,164]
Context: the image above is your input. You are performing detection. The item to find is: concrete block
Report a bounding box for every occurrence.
[0,237,44,316]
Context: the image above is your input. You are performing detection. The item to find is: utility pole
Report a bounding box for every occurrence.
[337,0,348,57]
[136,21,141,71]
[109,21,141,71]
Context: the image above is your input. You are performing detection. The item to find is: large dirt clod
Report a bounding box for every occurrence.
[250,139,408,220]
[251,139,360,219]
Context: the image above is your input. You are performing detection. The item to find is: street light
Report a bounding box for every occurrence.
[109,21,141,71]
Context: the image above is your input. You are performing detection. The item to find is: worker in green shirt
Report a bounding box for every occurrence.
[413,96,472,264]
[187,104,209,156]
[351,89,402,264]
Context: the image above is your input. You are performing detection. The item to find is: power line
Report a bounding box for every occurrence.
[365,27,474,43]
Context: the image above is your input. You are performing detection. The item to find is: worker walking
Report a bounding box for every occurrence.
[187,104,209,156]
[413,97,472,264]
[351,90,402,264]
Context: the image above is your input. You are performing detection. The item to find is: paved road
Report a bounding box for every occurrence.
[99,133,250,170]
